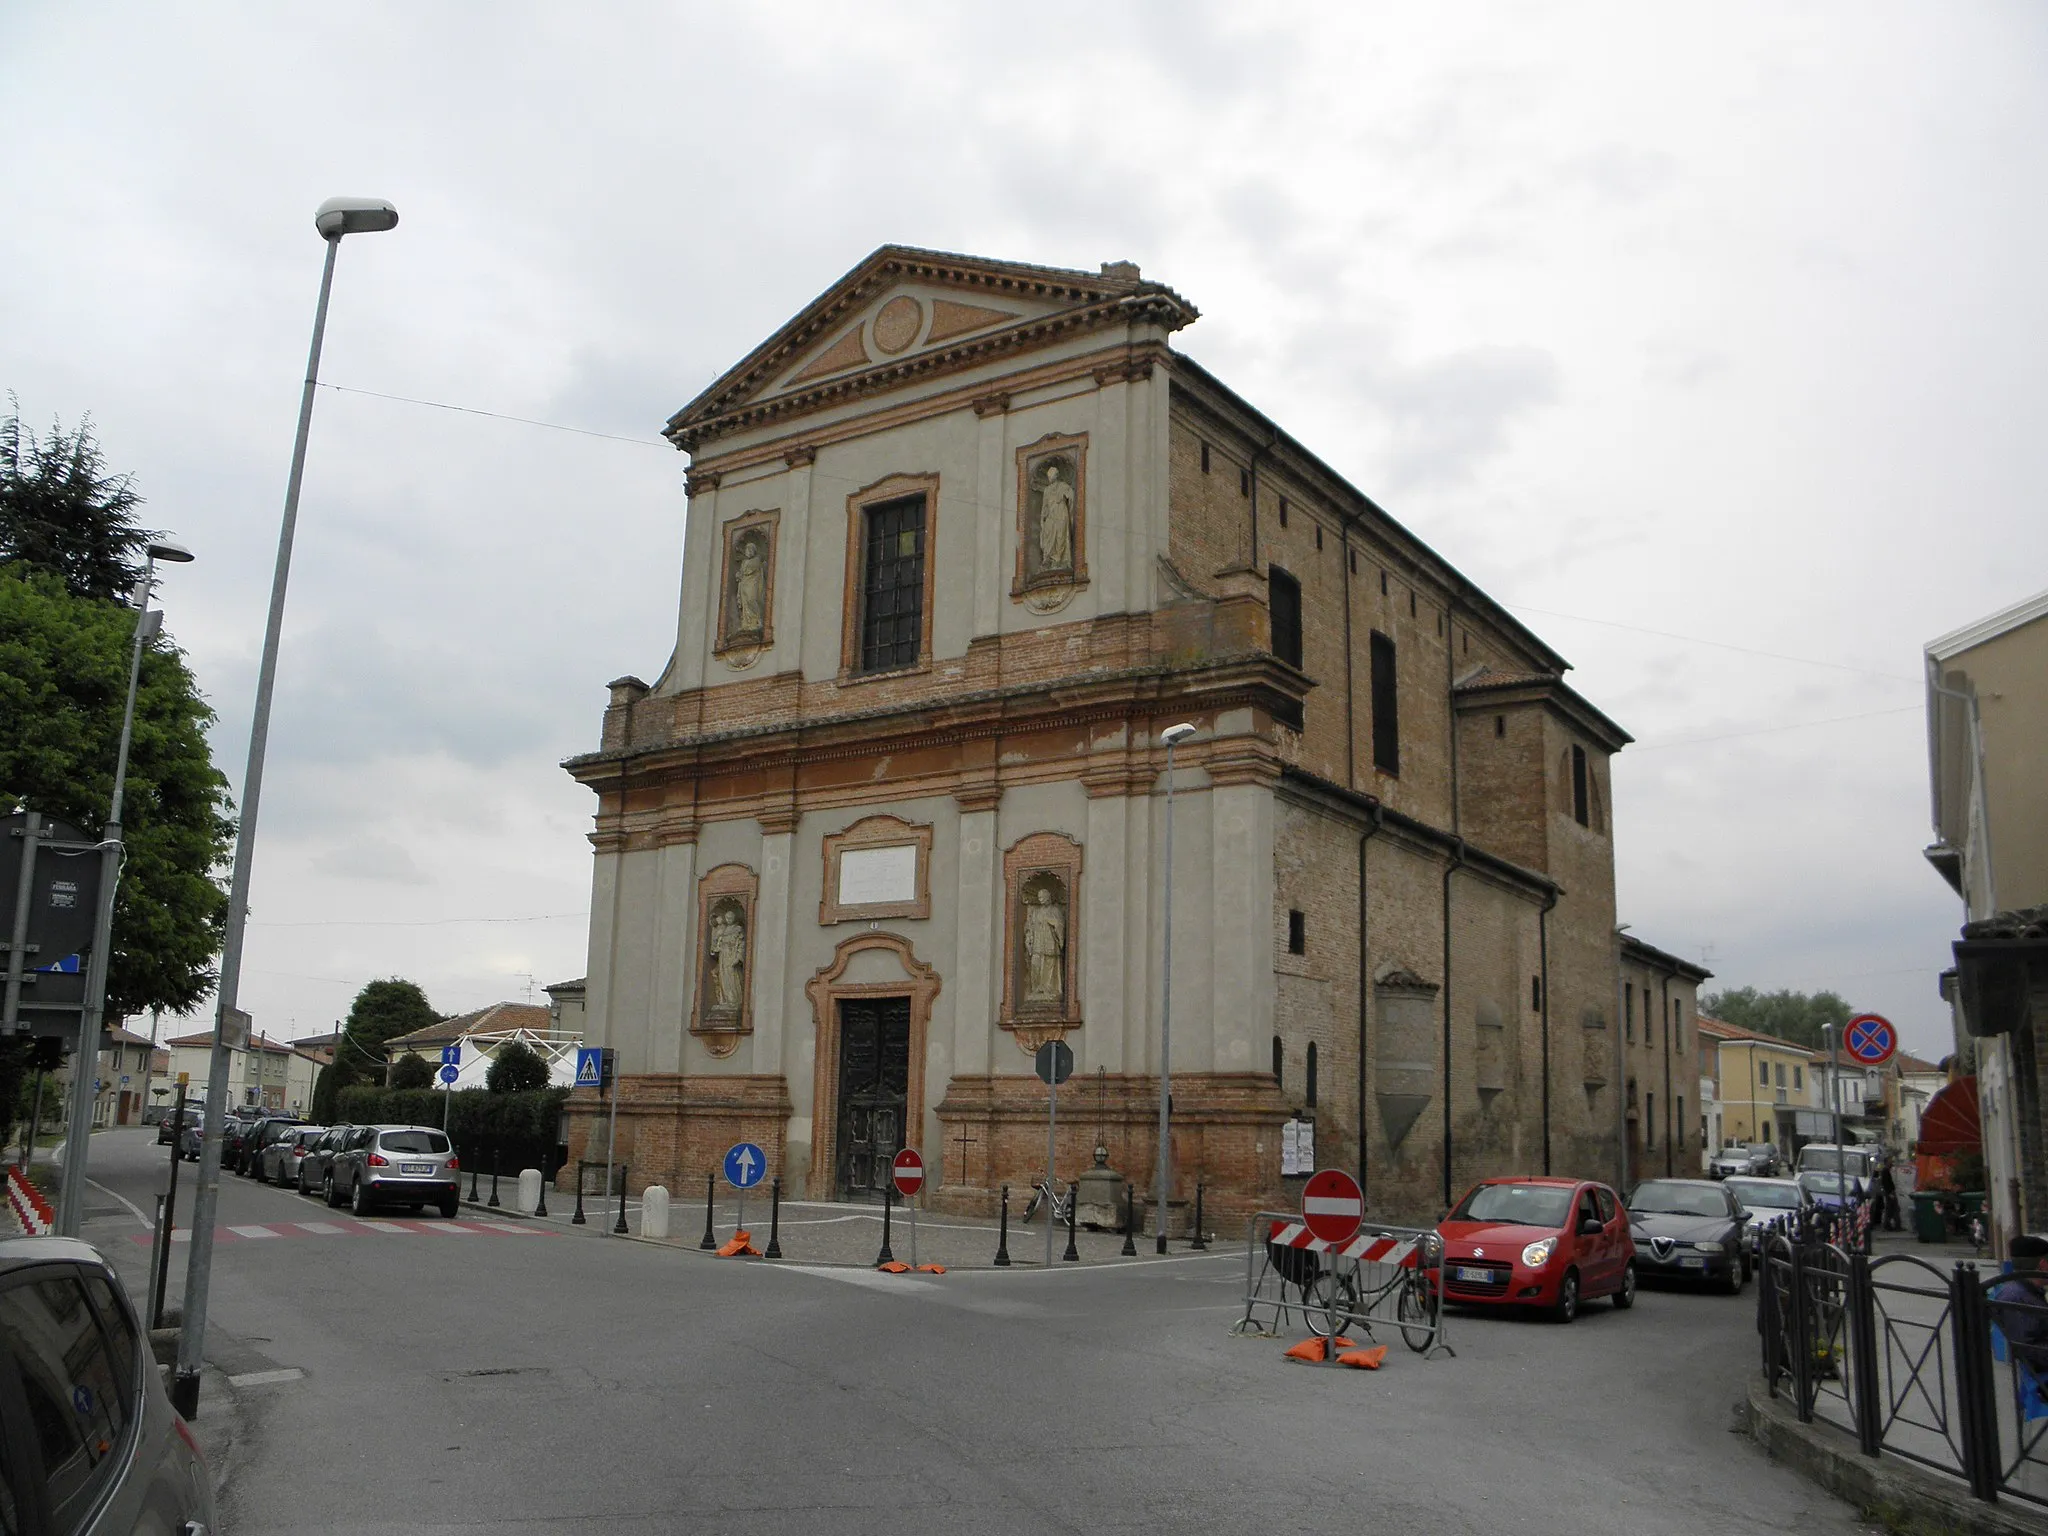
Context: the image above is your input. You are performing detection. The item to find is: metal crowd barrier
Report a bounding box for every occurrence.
[1230,1209,1453,1359]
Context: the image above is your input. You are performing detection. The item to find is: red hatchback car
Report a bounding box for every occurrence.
[1435,1176,1636,1322]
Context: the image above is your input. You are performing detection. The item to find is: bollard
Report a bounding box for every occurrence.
[516,1168,542,1214]
[1062,1181,1080,1262]
[1189,1183,1207,1250]
[765,1176,783,1260]
[699,1172,717,1250]
[571,1165,587,1226]
[613,1163,630,1235]
[876,1185,895,1266]
[641,1184,671,1240]
[488,1151,501,1209]
[995,1185,1012,1267]
[468,1156,481,1203]
[1121,1180,1137,1257]
[534,1152,549,1218]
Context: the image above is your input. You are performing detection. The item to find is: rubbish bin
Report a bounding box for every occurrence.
[1911,1190,1946,1243]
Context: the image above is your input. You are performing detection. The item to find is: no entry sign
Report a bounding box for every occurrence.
[1301,1168,1363,1246]
[891,1148,925,1198]
[1844,1013,1898,1068]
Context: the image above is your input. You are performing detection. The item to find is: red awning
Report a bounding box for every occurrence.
[1918,1076,1981,1155]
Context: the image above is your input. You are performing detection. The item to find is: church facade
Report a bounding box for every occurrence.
[562,247,1633,1227]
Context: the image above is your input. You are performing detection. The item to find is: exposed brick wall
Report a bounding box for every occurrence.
[561,1074,793,1198]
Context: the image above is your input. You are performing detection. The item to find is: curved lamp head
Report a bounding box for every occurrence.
[314,197,400,240]
[1161,722,1198,747]
[146,540,195,564]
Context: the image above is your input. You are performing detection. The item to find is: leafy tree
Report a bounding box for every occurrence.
[312,979,439,1120]
[486,1041,551,1094]
[0,570,233,1015]
[1,402,160,602]
[1700,987,1854,1051]
[388,1052,435,1091]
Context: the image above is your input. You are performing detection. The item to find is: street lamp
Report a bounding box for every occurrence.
[1155,721,1197,1253]
[55,539,196,1236]
[174,197,398,1418]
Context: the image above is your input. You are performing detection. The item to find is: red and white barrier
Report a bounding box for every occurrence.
[6,1166,55,1235]
[1265,1218,1419,1269]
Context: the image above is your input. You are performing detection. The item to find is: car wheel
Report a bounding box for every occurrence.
[439,1197,459,1219]
[1612,1262,1636,1310]
[351,1178,373,1217]
[324,1172,341,1209]
[297,1167,310,1196]
[1551,1270,1580,1324]
[1724,1257,1745,1295]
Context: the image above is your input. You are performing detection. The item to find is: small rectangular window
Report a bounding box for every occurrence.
[1369,631,1399,775]
[1677,1095,1686,1149]
[1272,1035,1283,1084]
[858,494,926,674]
[1305,1042,1318,1107]
[1349,549,1357,575]
[1409,590,1417,618]
[1571,744,1590,827]
[1625,982,1634,1042]
[1759,1060,1769,1085]
[1379,571,1388,597]
[1775,1063,1786,1088]
[1240,467,1250,497]
[1646,1093,1656,1145]
[1200,440,1210,473]
[1287,910,1306,955]
[1495,714,1505,737]
[1278,496,1289,528]
[1794,1066,1803,1090]
[1314,524,1322,551]
[1269,566,1302,669]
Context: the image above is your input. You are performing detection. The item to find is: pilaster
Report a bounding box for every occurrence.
[953,804,999,1077]
[973,398,1007,637]
[752,827,794,1078]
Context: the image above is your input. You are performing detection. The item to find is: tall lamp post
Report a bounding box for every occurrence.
[56,539,195,1236]
[174,197,397,1417]
[1154,722,1197,1252]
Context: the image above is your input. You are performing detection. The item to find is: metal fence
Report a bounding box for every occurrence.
[1231,1211,1451,1359]
[1760,1213,2048,1506]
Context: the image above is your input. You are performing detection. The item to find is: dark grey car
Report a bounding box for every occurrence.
[1624,1178,1748,1293]
[0,1235,217,1534]
[325,1125,460,1218]
[259,1125,326,1187]
[295,1125,351,1196]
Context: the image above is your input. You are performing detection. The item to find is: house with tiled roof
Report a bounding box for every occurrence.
[381,1000,584,1090]
[1698,1016,1813,1161]
[164,1028,324,1116]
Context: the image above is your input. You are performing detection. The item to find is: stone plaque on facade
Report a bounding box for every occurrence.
[837,844,919,908]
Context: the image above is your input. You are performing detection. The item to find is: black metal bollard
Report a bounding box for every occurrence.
[468,1152,481,1203]
[488,1150,501,1209]
[1121,1180,1137,1257]
[995,1185,1011,1267]
[765,1175,783,1260]
[571,1162,587,1225]
[1189,1183,1207,1250]
[876,1185,896,1266]
[699,1172,717,1250]
[613,1163,630,1235]
[1062,1181,1080,1262]
[534,1151,549,1218]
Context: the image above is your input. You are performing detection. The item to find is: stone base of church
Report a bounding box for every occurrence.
[931,1071,1292,1228]
[560,1074,794,1199]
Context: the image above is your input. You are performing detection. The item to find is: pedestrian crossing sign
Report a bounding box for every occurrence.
[575,1047,612,1090]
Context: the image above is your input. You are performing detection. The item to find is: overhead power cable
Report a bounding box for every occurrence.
[1630,704,1919,752]
[319,383,665,448]
[1502,602,1919,685]
[247,912,588,929]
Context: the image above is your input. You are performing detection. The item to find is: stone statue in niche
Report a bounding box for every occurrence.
[729,531,768,638]
[1030,456,1075,577]
[1021,877,1067,1008]
[706,899,747,1014]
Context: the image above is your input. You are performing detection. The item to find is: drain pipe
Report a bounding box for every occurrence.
[1441,838,1467,1211]
[1539,886,1558,1176]
[1357,802,1384,1202]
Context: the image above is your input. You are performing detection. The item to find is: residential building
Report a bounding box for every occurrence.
[165,1030,321,1116]
[1700,1016,1811,1161]
[1616,935,1711,1186]
[381,1000,582,1090]
[565,246,1638,1225]
[1895,1050,1949,1150]
[1924,585,2048,1253]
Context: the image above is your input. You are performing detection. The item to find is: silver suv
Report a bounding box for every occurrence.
[0,1235,217,1534]
[325,1124,461,1218]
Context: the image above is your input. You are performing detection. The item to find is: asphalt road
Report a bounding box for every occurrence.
[68,1128,1873,1536]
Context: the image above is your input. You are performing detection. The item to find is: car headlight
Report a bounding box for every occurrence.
[1693,1240,1728,1253]
[1521,1239,1555,1268]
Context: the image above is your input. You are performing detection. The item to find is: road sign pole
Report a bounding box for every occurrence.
[1825,1023,1844,1212]
[602,1052,620,1239]
[910,1195,917,1271]
[1046,1065,1058,1269]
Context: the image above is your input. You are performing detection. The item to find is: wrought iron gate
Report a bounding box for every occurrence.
[835,997,910,1199]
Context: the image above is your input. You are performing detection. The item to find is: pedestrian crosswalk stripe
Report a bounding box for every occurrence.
[127,1218,558,1246]
[360,1220,409,1232]
[228,1224,281,1238]
[418,1222,477,1234]
[295,1222,346,1235]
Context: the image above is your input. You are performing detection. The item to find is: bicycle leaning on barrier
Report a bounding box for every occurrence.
[1231,1210,1453,1358]
[1020,1177,1073,1225]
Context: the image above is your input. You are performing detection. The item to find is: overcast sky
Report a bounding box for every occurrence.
[4,3,2042,1060]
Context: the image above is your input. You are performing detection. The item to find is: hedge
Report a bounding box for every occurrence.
[331,1085,570,1177]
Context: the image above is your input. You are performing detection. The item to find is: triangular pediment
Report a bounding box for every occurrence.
[666,246,1196,451]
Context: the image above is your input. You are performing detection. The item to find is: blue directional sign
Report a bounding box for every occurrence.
[438,1064,460,1085]
[440,1044,461,1066]
[1844,1013,1898,1068]
[575,1047,606,1089]
[724,1141,767,1190]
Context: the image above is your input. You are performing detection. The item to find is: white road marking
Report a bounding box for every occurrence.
[419,1222,477,1234]
[227,1224,280,1238]
[227,1368,304,1388]
[472,1221,537,1234]
[359,1220,409,1232]
[85,1178,152,1227]
[294,1222,346,1235]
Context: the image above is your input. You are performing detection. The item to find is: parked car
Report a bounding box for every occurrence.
[259,1124,326,1187]
[236,1115,305,1177]
[1435,1176,1635,1323]
[153,1101,205,1146]
[0,1234,218,1534]
[1795,1142,1875,1195]
[1623,1178,1748,1292]
[177,1123,203,1162]
[1724,1175,1815,1256]
[1797,1167,1867,1211]
[296,1125,352,1196]
[324,1124,461,1217]
[218,1107,266,1169]
[1707,1142,1779,1179]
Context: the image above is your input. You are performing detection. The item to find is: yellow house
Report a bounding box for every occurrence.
[1699,1016,1813,1160]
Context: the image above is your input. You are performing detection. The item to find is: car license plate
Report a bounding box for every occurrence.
[1679,1256,1706,1269]
[1453,1265,1493,1283]
[401,1162,434,1175]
